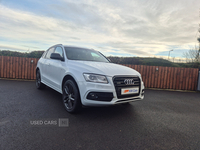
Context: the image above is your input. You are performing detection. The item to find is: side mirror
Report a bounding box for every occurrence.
[50,53,64,61]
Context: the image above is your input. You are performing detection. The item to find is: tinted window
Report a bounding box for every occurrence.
[46,47,55,59]
[64,47,109,63]
[54,47,63,57]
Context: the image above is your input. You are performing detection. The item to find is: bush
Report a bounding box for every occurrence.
[0,50,45,58]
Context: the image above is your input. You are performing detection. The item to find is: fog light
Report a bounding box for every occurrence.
[86,92,113,101]
[88,92,98,100]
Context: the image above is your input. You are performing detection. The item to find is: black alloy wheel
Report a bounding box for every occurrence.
[36,70,46,89]
[62,79,82,113]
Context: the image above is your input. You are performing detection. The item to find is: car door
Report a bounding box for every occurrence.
[39,47,54,84]
[48,46,65,92]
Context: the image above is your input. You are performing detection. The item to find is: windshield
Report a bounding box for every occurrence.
[64,47,109,63]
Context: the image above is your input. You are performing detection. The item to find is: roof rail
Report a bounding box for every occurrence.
[47,44,63,50]
[53,44,63,46]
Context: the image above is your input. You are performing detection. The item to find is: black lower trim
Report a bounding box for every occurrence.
[86,92,113,102]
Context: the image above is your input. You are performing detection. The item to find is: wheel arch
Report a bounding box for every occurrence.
[36,67,40,73]
[62,74,80,94]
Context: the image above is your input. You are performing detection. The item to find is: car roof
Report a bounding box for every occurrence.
[63,45,93,50]
[48,44,95,51]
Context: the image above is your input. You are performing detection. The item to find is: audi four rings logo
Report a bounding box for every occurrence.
[124,79,134,85]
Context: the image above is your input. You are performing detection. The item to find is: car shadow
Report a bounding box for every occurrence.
[40,86,139,121]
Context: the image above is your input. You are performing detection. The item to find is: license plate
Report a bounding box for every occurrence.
[121,87,139,95]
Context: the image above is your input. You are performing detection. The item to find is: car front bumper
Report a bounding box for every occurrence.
[78,76,145,106]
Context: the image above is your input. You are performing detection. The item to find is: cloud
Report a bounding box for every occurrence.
[0,0,199,58]
[0,4,107,48]
[0,44,30,52]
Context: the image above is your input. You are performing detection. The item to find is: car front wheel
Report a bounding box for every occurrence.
[62,79,82,113]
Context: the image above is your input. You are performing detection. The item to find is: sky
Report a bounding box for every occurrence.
[0,0,199,58]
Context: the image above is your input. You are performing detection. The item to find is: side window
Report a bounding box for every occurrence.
[42,51,47,58]
[46,47,55,59]
[54,47,63,57]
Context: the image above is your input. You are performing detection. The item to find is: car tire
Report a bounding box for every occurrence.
[36,70,46,89]
[62,79,82,113]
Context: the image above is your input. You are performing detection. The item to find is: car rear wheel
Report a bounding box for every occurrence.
[62,79,82,113]
[36,70,46,89]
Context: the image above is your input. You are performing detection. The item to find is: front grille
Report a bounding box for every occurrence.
[113,76,141,99]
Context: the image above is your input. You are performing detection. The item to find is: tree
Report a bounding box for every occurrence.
[0,50,45,58]
[182,46,200,63]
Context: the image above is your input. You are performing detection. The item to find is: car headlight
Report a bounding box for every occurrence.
[83,73,108,84]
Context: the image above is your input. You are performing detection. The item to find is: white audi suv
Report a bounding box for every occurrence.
[36,44,145,113]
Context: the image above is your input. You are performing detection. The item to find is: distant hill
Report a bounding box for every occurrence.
[107,56,200,68]
[0,50,45,58]
[108,56,179,67]
[0,50,199,68]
